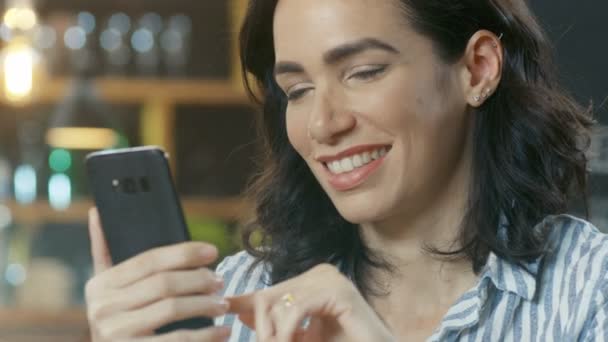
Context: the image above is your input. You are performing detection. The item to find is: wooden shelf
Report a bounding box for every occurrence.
[0,309,89,342]
[0,308,87,327]
[4,197,253,225]
[2,78,253,106]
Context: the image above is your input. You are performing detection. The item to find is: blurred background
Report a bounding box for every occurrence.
[0,0,604,341]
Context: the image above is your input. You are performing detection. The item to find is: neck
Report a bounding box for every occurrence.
[360,134,478,313]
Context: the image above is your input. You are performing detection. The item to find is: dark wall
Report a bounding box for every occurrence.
[531,0,608,122]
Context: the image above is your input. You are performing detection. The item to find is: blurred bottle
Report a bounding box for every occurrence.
[63,12,97,75]
[32,24,58,76]
[161,14,192,77]
[100,12,131,75]
[132,12,162,76]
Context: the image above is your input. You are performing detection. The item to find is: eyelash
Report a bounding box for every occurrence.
[285,65,388,102]
[348,65,387,81]
[286,88,310,101]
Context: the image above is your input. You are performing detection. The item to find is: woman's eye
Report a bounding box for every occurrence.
[286,87,310,101]
[349,65,387,81]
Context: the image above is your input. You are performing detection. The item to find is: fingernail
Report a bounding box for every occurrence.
[214,279,225,292]
[200,247,216,258]
[217,298,230,310]
[88,207,98,221]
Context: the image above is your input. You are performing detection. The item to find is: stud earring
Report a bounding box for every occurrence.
[481,89,489,99]
[474,95,481,102]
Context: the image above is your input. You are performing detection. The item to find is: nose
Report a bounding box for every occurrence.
[307,90,356,144]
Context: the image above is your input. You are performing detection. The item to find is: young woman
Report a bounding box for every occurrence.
[85,0,605,341]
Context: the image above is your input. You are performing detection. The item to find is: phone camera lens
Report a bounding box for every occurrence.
[139,177,150,192]
[123,178,137,194]
[112,179,120,192]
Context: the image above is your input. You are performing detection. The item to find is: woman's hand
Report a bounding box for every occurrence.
[85,208,231,342]
[227,263,395,342]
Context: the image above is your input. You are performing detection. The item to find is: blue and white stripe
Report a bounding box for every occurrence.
[215,214,608,341]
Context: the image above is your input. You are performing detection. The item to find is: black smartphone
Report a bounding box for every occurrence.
[85,146,214,333]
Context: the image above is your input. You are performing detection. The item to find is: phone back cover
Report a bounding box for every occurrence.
[86,148,190,264]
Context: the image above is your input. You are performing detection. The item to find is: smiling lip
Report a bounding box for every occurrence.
[317,144,391,191]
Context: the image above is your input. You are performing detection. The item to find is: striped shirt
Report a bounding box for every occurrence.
[215,214,608,341]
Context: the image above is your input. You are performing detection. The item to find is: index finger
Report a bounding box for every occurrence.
[226,294,256,329]
[88,207,113,274]
[95,240,219,289]
[226,294,256,314]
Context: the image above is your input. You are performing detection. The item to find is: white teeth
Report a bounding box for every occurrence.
[341,158,354,172]
[352,154,363,168]
[362,152,371,164]
[331,160,343,173]
[325,147,390,175]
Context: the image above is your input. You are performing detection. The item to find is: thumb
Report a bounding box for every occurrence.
[88,207,112,274]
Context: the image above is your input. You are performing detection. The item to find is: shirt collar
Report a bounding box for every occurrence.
[479,214,544,301]
[430,253,542,340]
[482,250,542,301]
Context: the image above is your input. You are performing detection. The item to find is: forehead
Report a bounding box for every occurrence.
[273,0,408,60]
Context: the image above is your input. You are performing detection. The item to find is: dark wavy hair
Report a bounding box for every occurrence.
[239,0,594,297]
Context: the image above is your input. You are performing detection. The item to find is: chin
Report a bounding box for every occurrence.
[330,194,394,224]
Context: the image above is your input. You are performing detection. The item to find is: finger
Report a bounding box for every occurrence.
[92,268,224,317]
[99,295,230,338]
[89,207,113,274]
[273,295,308,342]
[237,312,255,330]
[132,326,231,342]
[254,293,274,341]
[227,290,290,338]
[295,317,324,342]
[97,241,219,289]
[273,288,355,342]
[270,302,297,342]
[226,294,256,314]
[226,293,257,330]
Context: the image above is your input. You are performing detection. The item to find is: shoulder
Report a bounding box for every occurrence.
[541,214,608,270]
[536,215,608,338]
[215,250,271,297]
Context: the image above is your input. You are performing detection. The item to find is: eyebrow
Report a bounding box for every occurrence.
[274,38,400,77]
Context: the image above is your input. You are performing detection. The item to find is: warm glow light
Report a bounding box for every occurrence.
[4,7,37,30]
[3,43,34,101]
[46,127,118,150]
[3,8,19,28]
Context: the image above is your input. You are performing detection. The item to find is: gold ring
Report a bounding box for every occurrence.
[281,293,295,308]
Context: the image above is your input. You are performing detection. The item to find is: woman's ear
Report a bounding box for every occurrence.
[459,30,504,108]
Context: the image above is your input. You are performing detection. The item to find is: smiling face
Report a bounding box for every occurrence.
[273,0,473,225]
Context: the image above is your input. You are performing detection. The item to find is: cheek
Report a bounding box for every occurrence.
[351,69,468,172]
[285,110,311,158]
